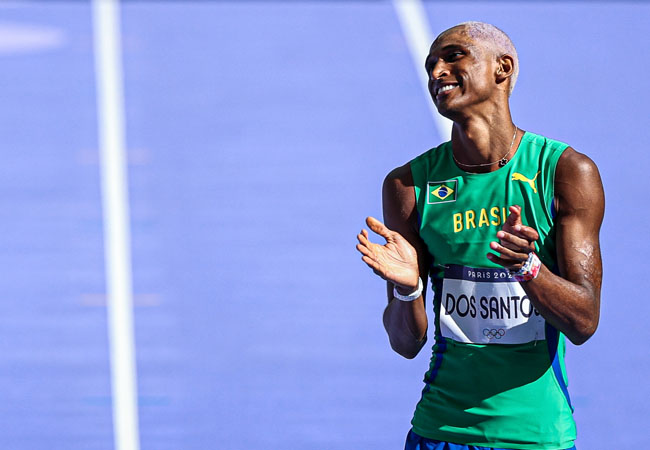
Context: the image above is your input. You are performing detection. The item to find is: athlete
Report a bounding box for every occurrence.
[356,22,604,450]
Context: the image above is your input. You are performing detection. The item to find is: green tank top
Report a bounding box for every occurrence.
[409,131,575,449]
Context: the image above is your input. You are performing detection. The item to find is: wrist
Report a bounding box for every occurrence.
[511,252,542,282]
[393,278,423,302]
[395,283,418,295]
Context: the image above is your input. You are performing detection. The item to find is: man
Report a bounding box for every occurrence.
[356,22,604,450]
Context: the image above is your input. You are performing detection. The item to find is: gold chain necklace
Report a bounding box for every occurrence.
[452,126,518,168]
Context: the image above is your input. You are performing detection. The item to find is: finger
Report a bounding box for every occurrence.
[366,216,393,240]
[511,224,540,241]
[489,241,528,261]
[504,205,522,228]
[486,252,523,271]
[356,242,373,258]
[357,242,381,260]
[361,255,385,276]
[357,230,372,246]
[499,239,525,253]
[496,230,533,250]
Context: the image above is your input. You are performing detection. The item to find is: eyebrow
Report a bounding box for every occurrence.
[439,44,466,52]
[424,43,473,70]
[424,44,467,70]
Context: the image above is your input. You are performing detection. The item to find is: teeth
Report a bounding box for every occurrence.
[438,85,457,95]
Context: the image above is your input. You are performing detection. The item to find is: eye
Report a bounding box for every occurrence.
[444,51,463,62]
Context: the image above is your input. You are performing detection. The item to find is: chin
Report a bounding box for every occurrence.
[435,102,462,121]
[435,96,475,122]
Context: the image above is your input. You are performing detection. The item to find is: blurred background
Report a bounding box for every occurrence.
[0,1,648,449]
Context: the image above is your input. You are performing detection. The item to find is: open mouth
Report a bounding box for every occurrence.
[435,83,459,97]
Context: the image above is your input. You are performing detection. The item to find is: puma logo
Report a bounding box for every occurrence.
[511,171,541,194]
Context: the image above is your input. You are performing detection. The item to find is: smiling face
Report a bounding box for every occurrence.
[425,27,503,119]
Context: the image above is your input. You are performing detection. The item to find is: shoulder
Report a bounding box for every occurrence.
[384,142,449,191]
[521,131,601,191]
[383,163,413,194]
[520,131,598,176]
[382,143,437,207]
[555,146,604,218]
[522,131,570,158]
[383,163,415,216]
[556,146,602,187]
[382,144,448,231]
[382,163,419,234]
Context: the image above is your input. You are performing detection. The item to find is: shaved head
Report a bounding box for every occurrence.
[436,22,519,95]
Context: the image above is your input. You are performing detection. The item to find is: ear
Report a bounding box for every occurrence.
[495,54,515,83]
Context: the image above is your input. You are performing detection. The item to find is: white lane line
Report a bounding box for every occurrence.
[92,1,141,450]
[392,0,452,141]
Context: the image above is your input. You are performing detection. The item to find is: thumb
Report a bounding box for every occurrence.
[366,216,393,241]
[505,205,522,227]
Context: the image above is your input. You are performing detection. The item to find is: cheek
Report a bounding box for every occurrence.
[466,66,494,92]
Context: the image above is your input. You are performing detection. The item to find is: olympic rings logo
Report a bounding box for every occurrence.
[483,328,506,339]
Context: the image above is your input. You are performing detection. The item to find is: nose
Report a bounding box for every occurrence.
[430,58,450,80]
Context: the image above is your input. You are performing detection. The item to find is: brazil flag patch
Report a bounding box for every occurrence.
[427,180,457,204]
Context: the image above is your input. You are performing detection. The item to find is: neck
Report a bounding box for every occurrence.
[450,104,519,173]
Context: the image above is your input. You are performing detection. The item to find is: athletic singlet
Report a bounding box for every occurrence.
[408,131,575,449]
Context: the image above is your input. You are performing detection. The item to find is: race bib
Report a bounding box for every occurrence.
[439,265,546,344]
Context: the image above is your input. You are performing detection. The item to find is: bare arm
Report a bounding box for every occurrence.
[356,164,430,358]
[487,148,604,345]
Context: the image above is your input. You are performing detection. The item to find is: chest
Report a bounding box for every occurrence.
[417,167,551,267]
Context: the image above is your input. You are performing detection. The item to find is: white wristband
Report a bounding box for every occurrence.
[393,278,423,302]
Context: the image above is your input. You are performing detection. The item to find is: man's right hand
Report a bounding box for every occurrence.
[356,216,420,292]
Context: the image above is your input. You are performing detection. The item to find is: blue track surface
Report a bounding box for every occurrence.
[0,2,648,449]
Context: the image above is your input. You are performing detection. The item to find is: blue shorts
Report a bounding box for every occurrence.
[405,429,577,450]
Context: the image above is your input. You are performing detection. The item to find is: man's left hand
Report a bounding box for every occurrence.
[487,205,539,271]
